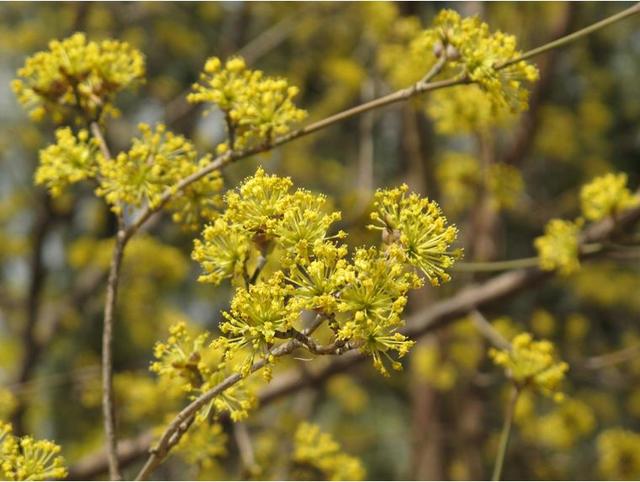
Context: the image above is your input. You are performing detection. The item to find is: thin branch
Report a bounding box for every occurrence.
[102,229,126,481]
[91,122,113,161]
[92,121,124,481]
[499,2,640,68]
[582,344,640,370]
[491,386,519,481]
[452,257,540,272]
[470,310,511,350]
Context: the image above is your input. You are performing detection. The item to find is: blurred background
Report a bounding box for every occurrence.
[0,2,639,480]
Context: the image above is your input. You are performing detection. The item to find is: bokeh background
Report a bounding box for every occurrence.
[1,2,639,480]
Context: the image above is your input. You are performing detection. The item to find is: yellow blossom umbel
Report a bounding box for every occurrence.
[188,56,306,150]
[293,422,365,481]
[580,172,639,221]
[224,167,294,237]
[219,273,298,376]
[151,321,256,421]
[534,218,582,275]
[369,184,460,286]
[192,218,255,287]
[96,123,223,227]
[35,127,98,197]
[286,242,352,314]
[597,428,640,480]
[337,246,421,376]
[0,421,67,481]
[12,32,144,123]
[379,9,538,127]
[489,332,569,400]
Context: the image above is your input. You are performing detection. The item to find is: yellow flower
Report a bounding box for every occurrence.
[192,218,255,287]
[12,32,144,123]
[337,247,421,376]
[489,332,569,399]
[369,184,460,286]
[0,421,67,481]
[220,273,298,375]
[188,56,306,150]
[580,172,639,221]
[286,242,352,314]
[224,167,293,237]
[293,422,365,481]
[379,9,538,125]
[151,321,256,421]
[534,218,582,275]
[96,123,222,227]
[35,127,98,197]
[597,428,640,480]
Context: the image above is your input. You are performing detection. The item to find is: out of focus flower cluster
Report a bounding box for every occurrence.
[597,428,640,480]
[188,56,306,150]
[12,33,144,123]
[490,332,569,400]
[580,172,639,222]
[293,422,365,481]
[534,219,582,276]
[436,152,524,214]
[535,172,638,275]
[0,421,67,481]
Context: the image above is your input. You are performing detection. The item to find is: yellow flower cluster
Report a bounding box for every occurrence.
[427,85,515,134]
[220,273,298,376]
[580,172,639,221]
[433,10,538,111]
[597,428,640,480]
[0,421,67,481]
[286,242,352,314]
[174,422,227,475]
[193,218,254,286]
[193,167,343,286]
[435,152,524,214]
[293,422,365,481]
[35,128,98,197]
[193,168,456,377]
[12,32,144,123]
[337,246,421,376]
[534,219,582,275]
[151,321,256,421]
[188,56,306,150]
[488,163,524,210]
[96,123,223,228]
[369,184,460,286]
[379,9,538,130]
[490,332,569,399]
[520,398,595,449]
